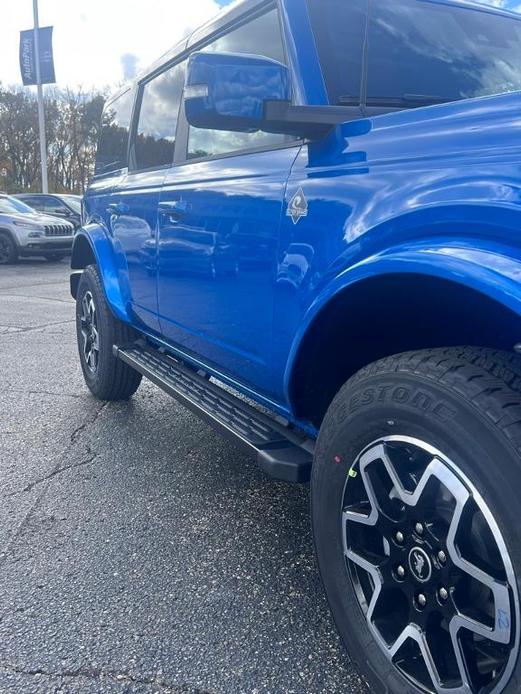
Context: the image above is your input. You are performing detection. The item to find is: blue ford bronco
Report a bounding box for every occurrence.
[71,0,521,691]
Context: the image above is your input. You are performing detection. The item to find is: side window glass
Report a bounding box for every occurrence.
[133,61,186,171]
[367,0,521,106]
[95,89,134,175]
[187,9,291,160]
[44,198,66,213]
[306,0,367,105]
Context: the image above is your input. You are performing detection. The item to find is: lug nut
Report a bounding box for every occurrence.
[415,522,424,535]
[417,593,427,608]
[438,550,447,565]
[395,531,405,544]
[396,565,406,579]
[438,587,449,602]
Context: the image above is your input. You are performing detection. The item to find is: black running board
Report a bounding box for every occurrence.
[114,343,313,483]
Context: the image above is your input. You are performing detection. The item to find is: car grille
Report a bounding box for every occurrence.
[44,224,72,237]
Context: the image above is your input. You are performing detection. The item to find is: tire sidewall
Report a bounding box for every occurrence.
[76,266,115,395]
[312,370,521,694]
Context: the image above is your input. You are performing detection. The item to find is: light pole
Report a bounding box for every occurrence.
[32,0,48,193]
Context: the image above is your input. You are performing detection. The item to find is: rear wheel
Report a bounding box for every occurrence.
[0,232,18,264]
[312,348,521,694]
[76,265,142,400]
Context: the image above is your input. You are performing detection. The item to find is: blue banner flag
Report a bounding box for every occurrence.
[19,26,56,86]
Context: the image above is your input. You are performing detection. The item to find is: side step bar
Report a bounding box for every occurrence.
[114,343,313,483]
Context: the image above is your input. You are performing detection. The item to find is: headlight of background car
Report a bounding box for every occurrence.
[13,220,45,231]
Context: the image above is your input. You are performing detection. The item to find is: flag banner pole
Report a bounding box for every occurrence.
[32,0,48,194]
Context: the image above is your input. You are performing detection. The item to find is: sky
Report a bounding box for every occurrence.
[0,0,235,93]
[0,0,520,93]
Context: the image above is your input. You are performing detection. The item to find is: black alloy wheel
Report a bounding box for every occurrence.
[342,436,518,693]
[79,289,99,373]
[312,348,521,694]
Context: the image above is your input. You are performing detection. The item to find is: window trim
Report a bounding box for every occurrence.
[174,134,304,168]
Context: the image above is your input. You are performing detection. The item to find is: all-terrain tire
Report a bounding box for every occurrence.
[76,264,142,400]
[312,347,521,694]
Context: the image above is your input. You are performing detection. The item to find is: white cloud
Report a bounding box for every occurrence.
[478,0,521,8]
[2,0,521,93]
[0,0,227,91]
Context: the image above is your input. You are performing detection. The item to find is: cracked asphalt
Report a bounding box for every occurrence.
[0,260,368,694]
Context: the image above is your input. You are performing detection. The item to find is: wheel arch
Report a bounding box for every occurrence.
[0,227,18,245]
[70,227,131,323]
[285,245,521,428]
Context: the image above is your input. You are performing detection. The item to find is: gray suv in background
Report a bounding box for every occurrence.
[0,194,75,264]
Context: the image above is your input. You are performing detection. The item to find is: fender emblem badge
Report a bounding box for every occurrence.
[287,188,308,225]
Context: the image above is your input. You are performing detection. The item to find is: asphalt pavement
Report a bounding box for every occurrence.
[0,259,368,694]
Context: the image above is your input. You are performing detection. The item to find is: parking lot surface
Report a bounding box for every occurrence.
[0,260,368,694]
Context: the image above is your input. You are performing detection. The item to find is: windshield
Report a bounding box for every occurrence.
[307,0,521,108]
[61,196,82,214]
[0,196,36,215]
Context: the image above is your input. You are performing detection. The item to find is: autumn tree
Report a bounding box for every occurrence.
[0,84,105,194]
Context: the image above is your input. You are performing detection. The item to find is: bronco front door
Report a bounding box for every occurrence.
[157,6,300,399]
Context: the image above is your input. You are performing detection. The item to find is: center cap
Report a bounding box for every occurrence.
[408,547,432,583]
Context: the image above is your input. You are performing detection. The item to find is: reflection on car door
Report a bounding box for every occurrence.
[156,7,299,398]
[110,59,186,332]
[157,146,300,396]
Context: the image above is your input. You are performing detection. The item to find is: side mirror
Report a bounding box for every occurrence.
[184,51,291,133]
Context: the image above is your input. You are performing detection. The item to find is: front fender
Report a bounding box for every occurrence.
[71,225,132,324]
[283,237,521,401]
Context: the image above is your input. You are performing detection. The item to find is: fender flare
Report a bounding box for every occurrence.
[283,237,521,404]
[71,225,132,323]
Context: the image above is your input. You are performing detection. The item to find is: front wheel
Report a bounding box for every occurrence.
[76,265,142,400]
[312,348,521,694]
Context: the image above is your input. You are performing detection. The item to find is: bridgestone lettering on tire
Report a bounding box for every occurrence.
[312,348,521,694]
[75,265,142,401]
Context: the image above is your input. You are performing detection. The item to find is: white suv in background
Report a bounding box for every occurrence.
[0,194,75,264]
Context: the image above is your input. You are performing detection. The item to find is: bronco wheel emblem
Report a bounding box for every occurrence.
[408,547,432,583]
[286,188,308,225]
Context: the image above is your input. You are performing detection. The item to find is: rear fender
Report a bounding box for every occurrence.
[71,224,131,323]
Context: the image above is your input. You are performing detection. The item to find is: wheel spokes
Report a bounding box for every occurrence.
[342,437,518,694]
[79,292,98,373]
[389,624,473,694]
[344,548,384,620]
[447,490,512,645]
